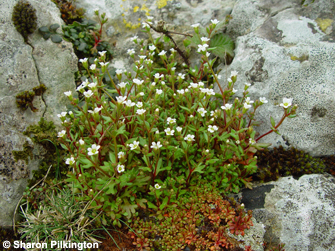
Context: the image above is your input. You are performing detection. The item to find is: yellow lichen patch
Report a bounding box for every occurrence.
[134,6,139,12]
[289,54,309,62]
[123,18,141,30]
[156,0,172,9]
[141,4,151,15]
[315,18,333,33]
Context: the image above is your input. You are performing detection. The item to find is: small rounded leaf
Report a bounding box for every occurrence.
[49,23,60,32]
[50,34,62,43]
[42,33,51,40]
[78,42,87,51]
[39,26,49,33]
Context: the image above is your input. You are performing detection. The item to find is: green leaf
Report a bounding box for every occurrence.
[270,116,276,127]
[206,159,219,164]
[122,199,137,219]
[211,20,229,35]
[159,197,169,210]
[179,105,191,113]
[102,115,113,123]
[78,42,87,51]
[163,35,170,43]
[288,114,297,118]
[49,23,60,32]
[50,34,62,43]
[147,201,158,210]
[193,163,205,174]
[209,33,235,58]
[80,158,94,169]
[39,26,49,33]
[42,33,51,40]
[109,152,116,163]
[183,39,191,47]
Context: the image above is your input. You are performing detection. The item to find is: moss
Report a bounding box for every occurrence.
[51,0,85,25]
[12,141,33,164]
[12,0,37,43]
[16,84,47,112]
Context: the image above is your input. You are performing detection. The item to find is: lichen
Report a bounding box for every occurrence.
[315,18,333,33]
[12,141,33,164]
[290,54,309,62]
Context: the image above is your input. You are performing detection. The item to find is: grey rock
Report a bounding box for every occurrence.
[0,0,77,227]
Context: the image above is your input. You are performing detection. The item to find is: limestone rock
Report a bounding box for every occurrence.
[0,0,77,227]
[239,174,335,250]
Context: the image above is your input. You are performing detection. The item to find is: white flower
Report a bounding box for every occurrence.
[57,112,67,118]
[249,138,256,145]
[127,49,135,55]
[98,51,107,57]
[156,89,163,95]
[197,108,207,117]
[155,184,161,189]
[197,44,209,52]
[245,82,251,87]
[133,78,144,86]
[184,134,195,142]
[221,104,233,110]
[236,140,240,145]
[136,109,146,115]
[117,164,125,173]
[206,52,211,57]
[79,58,88,63]
[158,50,166,56]
[151,82,156,87]
[83,90,94,98]
[128,141,139,150]
[230,71,238,77]
[151,141,163,150]
[139,92,145,96]
[177,89,185,95]
[118,82,127,88]
[167,117,176,125]
[260,97,268,104]
[142,22,150,28]
[198,82,204,87]
[88,144,101,156]
[88,106,103,114]
[118,151,125,159]
[191,23,200,28]
[226,139,230,143]
[149,44,156,51]
[280,98,293,108]
[65,156,75,165]
[79,139,85,145]
[164,128,175,136]
[176,126,182,133]
[201,37,210,42]
[210,109,219,118]
[208,125,219,133]
[139,55,146,60]
[131,35,138,42]
[57,130,66,138]
[64,91,72,97]
[76,84,85,92]
[178,73,185,79]
[116,96,127,103]
[211,19,219,24]
[88,82,97,89]
[90,64,96,70]
[227,77,232,82]
[207,89,215,96]
[245,97,254,105]
[116,69,124,75]
[99,62,109,67]
[136,102,143,108]
[244,103,252,109]
[170,48,176,53]
[155,108,159,112]
[232,88,237,94]
[190,82,198,88]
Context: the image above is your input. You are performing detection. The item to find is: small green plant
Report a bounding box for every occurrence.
[51,0,85,25]
[12,0,37,43]
[58,16,297,229]
[16,84,47,112]
[128,180,252,250]
[38,24,63,43]
[62,11,113,61]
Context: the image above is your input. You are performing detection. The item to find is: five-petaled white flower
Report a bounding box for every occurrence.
[128,141,139,150]
[197,108,207,117]
[151,141,163,150]
[260,97,268,104]
[79,139,85,145]
[123,100,135,107]
[98,51,107,57]
[236,140,240,145]
[201,37,210,42]
[244,103,252,109]
[131,35,138,42]
[136,109,146,115]
[167,117,176,125]
[190,83,198,88]
[57,112,67,118]
[230,71,238,77]
[156,89,163,95]
[117,164,125,173]
[142,22,150,28]
[211,109,219,118]
[208,125,219,133]
[178,73,185,79]
[88,106,103,114]
[118,151,125,159]
[149,44,156,51]
[176,126,182,133]
[197,44,209,52]
[90,64,96,70]
[245,82,251,87]
[191,23,200,28]
[116,96,127,103]
[79,58,88,64]
[184,134,195,142]
[158,50,166,56]
[211,19,219,24]
[83,90,93,98]
[64,91,72,97]
[221,104,233,110]
[164,128,175,136]
[57,130,66,138]
[249,138,256,145]
[177,89,185,95]
[155,184,161,189]
[133,78,144,86]
[88,144,101,156]
[245,97,254,105]
[136,102,143,108]
[65,156,75,165]
[118,82,127,88]
[232,88,238,94]
[127,49,135,55]
[280,98,293,108]
[116,69,124,75]
[88,82,97,89]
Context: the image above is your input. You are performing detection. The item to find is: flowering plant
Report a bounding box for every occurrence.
[58,17,297,226]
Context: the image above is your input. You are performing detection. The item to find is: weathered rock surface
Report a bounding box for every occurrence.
[238,174,335,251]
[0,0,77,227]
[215,0,335,157]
